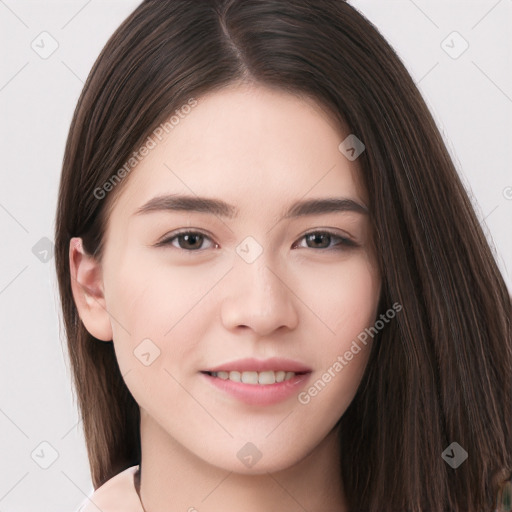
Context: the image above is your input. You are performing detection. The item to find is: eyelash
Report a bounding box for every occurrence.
[155,229,358,252]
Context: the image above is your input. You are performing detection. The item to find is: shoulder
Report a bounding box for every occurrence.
[78,465,142,512]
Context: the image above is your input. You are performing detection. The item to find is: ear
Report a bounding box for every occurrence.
[69,237,113,342]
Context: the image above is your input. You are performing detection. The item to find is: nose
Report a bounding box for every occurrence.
[220,255,299,337]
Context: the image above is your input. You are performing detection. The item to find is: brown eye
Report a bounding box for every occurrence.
[294,231,358,251]
[156,231,216,251]
[175,233,204,250]
[306,232,331,249]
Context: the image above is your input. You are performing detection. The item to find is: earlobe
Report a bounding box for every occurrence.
[69,237,113,342]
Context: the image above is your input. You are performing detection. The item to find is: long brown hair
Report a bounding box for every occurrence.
[54,1,512,510]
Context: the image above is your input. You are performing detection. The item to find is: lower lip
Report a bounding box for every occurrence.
[201,372,312,406]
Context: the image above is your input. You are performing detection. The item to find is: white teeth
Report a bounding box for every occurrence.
[285,371,295,381]
[258,371,275,385]
[275,370,286,383]
[241,371,259,384]
[209,370,297,384]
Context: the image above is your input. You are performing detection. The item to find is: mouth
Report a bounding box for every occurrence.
[200,369,312,406]
[200,370,310,385]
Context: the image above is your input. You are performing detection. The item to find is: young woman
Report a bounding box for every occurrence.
[54,1,512,511]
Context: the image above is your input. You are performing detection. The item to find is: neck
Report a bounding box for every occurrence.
[137,408,347,512]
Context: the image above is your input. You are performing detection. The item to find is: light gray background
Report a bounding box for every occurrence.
[0,1,511,511]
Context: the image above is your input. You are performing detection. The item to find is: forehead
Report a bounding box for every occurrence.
[107,83,367,222]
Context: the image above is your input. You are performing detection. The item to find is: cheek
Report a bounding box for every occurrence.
[296,252,381,341]
[295,258,380,418]
[103,252,222,373]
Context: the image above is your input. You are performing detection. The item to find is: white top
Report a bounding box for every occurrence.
[79,465,143,512]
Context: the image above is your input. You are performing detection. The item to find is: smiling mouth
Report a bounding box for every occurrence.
[201,370,309,385]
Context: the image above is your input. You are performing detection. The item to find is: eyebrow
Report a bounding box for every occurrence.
[132,194,368,219]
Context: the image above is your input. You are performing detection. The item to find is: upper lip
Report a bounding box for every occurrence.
[203,357,312,373]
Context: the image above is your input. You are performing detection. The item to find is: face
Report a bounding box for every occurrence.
[72,83,381,474]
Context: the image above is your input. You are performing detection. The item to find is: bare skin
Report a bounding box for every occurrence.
[70,82,381,511]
